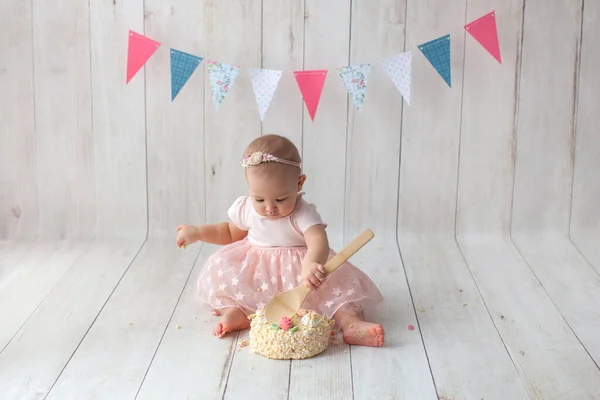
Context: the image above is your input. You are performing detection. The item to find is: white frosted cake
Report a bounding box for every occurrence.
[248,308,335,360]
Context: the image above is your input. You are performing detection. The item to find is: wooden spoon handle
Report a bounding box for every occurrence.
[323,229,374,275]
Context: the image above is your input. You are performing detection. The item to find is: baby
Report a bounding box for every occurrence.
[176,134,384,347]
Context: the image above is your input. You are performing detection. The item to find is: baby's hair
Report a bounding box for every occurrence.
[243,134,302,175]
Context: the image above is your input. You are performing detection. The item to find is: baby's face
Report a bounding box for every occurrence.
[246,168,305,220]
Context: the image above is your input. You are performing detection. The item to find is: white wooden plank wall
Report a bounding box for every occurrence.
[455,0,600,398]
[33,0,96,241]
[0,1,37,241]
[0,0,599,399]
[571,1,600,272]
[510,0,600,386]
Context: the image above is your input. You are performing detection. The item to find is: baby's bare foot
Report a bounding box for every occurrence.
[342,321,385,347]
[213,308,250,338]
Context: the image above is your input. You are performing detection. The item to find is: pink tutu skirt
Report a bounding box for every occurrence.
[197,238,383,320]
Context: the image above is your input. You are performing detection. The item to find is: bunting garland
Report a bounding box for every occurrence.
[126,30,160,84]
[418,34,452,88]
[125,10,503,119]
[382,52,412,104]
[465,11,502,64]
[170,49,203,100]
[294,70,327,121]
[337,64,370,111]
[207,61,240,111]
[250,69,282,121]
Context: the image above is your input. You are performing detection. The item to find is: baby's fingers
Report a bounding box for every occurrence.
[308,275,323,289]
[313,268,326,282]
[304,279,317,290]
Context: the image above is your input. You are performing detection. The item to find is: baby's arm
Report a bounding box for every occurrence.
[301,224,330,290]
[304,225,329,264]
[176,222,247,247]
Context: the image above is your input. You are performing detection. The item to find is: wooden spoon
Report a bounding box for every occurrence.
[264,229,375,325]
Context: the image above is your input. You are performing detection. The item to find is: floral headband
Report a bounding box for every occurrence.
[241,151,302,168]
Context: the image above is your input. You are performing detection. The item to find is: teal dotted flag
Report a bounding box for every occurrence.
[418,34,451,88]
[170,49,203,101]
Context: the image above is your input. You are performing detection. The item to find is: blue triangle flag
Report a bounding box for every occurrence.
[418,34,451,88]
[170,49,203,100]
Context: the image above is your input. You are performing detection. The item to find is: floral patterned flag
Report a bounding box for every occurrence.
[207,60,240,111]
[381,51,412,104]
[250,68,282,121]
[337,63,370,111]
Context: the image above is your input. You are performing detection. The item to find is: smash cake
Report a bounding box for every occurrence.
[248,308,335,360]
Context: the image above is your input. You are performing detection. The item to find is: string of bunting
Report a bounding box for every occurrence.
[126,11,501,121]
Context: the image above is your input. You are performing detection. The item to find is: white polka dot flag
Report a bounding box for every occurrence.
[250,68,282,121]
[381,51,412,105]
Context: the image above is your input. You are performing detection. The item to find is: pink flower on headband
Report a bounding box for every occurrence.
[241,151,302,168]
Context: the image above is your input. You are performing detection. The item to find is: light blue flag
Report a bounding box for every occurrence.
[170,49,203,100]
[418,34,452,88]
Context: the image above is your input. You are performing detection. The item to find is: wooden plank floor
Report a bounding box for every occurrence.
[1,238,600,399]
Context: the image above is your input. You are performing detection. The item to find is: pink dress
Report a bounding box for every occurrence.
[197,195,383,321]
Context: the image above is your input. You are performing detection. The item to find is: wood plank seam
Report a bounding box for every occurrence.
[87,0,97,241]
[508,0,527,237]
[142,0,151,241]
[567,0,599,277]
[393,0,409,244]
[220,332,243,399]
[453,239,532,393]
[259,0,263,137]
[42,239,148,396]
[0,240,95,356]
[341,0,352,248]
[568,240,600,279]
[134,243,205,397]
[451,0,469,240]
[299,0,305,162]
[286,358,292,400]
[510,238,600,372]
[348,344,354,398]
[0,240,40,354]
[30,0,40,243]
[566,0,585,239]
[450,0,529,391]
[388,0,438,396]
[394,238,439,395]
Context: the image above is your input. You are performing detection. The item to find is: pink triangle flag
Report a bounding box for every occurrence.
[250,69,282,121]
[126,30,161,84]
[293,70,327,121]
[465,11,502,64]
[382,52,412,104]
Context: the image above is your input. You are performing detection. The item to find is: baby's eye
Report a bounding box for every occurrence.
[276,198,288,202]
[255,199,264,203]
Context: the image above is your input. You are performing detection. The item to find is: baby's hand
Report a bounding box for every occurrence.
[176,224,200,248]
[301,260,327,290]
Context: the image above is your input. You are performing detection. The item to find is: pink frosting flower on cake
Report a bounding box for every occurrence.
[279,316,294,331]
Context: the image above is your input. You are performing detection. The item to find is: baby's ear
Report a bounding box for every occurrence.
[298,174,307,190]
